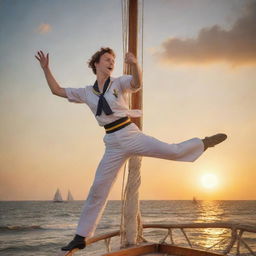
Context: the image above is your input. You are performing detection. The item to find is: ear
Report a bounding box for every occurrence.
[94,62,99,70]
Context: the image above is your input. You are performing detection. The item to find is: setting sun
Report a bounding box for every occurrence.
[201,174,218,189]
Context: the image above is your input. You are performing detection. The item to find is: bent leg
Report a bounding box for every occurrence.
[128,132,204,162]
[76,149,128,237]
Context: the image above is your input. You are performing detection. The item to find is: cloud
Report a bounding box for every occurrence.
[36,23,52,34]
[155,1,256,66]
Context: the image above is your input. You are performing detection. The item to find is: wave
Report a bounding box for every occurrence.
[0,225,44,231]
[54,213,73,217]
[2,241,61,252]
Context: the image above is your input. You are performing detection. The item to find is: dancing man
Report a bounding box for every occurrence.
[35,47,227,253]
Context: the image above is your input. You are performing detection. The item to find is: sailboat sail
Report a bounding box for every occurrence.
[67,190,74,201]
[193,196,198,204]
[53,188,63,202]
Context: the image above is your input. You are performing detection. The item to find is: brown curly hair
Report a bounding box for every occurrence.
[88,47,116,75]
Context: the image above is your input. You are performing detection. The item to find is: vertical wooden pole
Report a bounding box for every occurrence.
[122,0,143,246]
[128,0,142,129]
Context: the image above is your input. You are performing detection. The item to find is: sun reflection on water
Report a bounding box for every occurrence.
[196,200,224,222]
[193,200,230,249]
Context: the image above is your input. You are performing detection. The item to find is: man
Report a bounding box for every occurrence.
[35,47,227,253]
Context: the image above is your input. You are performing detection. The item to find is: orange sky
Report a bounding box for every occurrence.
[0,0,255,200]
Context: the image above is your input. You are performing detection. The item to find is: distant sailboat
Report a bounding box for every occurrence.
[193,196,198,204]
[53,188,63,203]
[67,190,74,201]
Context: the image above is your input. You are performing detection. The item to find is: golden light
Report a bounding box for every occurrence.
[201,173,218,189]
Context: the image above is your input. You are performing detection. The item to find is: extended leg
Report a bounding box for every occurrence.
[76,149,128,237]
[124,132,205,162]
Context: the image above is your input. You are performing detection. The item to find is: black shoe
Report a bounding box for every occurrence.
[61,235,86,251]
[203,133,227,150]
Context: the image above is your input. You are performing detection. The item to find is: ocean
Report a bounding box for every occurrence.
[0,200,256,256]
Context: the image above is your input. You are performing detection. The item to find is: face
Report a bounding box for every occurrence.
[95,52,115,76]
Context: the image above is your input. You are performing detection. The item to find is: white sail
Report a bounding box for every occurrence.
[53,188,63,202]
[67,190,74,201]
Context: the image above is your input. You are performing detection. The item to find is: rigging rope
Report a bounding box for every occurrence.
[120,0,129,246]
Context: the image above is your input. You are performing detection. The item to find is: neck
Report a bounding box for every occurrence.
[96,72,109,88]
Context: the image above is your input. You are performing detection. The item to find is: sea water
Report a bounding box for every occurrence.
[0,200,256,256]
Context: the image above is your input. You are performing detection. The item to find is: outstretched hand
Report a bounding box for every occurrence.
[125,52,137,65]
[35,50,49,70]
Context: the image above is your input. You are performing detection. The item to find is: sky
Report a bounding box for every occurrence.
[0,0,255,201]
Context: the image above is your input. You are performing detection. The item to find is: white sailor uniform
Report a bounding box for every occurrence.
[65,75,205,237]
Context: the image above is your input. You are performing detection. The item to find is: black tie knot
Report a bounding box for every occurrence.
[93,77,114,116]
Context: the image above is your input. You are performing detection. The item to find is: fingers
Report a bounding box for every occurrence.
[40,50,45,58]
[35,51,42,60]
[125,53,129,60]
[125,52,131,61]
[37,51,43,58]
[35,55,40,61]
[125,52,135,60]
[38,50,45,59]
[124,52,137,64]
[35,50,49,61]
[125,52,134,57]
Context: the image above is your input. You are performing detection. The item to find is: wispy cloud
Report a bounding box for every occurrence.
[36,23,52,34]
[155,1,256,67]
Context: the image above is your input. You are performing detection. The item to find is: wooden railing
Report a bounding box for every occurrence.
[85,222,256,255]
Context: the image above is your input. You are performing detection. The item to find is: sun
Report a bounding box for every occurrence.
[201,173,218,189]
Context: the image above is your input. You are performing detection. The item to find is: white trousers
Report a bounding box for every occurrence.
[76,123,204,237]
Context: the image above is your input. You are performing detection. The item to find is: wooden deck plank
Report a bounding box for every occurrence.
[159,244,224,256]
[100,243,225,256]
[101,243,158,256]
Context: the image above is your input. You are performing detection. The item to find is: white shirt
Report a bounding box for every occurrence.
[65,75,142,126]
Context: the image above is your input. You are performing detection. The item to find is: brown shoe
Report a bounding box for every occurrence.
[203,133,227,150]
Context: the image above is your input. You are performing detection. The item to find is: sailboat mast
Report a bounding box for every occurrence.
[128,0,142,129]
[120,0,143,246]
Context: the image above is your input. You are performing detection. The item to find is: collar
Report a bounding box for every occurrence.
[92,77,115,96]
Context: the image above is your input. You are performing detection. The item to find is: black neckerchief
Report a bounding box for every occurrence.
[92,77,114,116]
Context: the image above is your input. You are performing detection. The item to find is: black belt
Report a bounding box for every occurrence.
[104,116,132,134]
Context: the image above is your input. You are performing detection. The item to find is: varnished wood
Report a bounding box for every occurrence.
[159,244,224,256]
[56,222,256,256]
[76,222,256,247]
[128,0,143,129]
[101,243,158,256]
[143,222,256,233]
[86,231,120,246]
[128,0,138,57]
[84,222,256,245]
[100,243,226,256]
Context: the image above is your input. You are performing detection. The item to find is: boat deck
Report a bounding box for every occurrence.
[141,254,173,256]
[101,243,225,256]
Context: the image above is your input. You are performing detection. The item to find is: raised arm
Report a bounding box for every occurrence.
[35,50,67,98]
[125,52,142,89]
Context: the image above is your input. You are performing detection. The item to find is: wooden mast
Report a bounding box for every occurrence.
[121,0,143,246]
[129,0,142,128]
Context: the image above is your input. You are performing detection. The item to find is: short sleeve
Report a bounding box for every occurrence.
[64,87,87,103]
[119,75,141,93]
